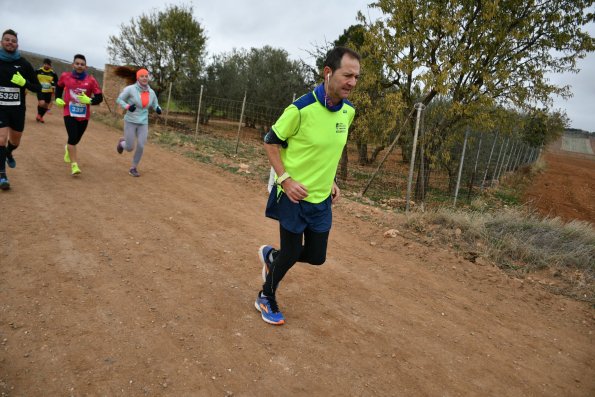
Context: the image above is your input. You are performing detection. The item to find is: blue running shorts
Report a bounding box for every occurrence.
[265,187,332,234]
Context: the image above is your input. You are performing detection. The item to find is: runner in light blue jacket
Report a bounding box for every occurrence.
[115,68,161,177]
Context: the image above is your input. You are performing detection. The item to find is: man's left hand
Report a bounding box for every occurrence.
[331,182,341,203]
[11,72,26,87]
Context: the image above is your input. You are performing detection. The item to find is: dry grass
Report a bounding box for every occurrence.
[406,206,595,303]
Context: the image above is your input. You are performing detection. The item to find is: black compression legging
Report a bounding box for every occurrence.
[263,225,329,297]
[64,116,89,145]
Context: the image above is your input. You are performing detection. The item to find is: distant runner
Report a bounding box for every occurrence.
[115,67,161,177]
[55,54,103,176]
[0,29,41,190]
[35,58,58,123]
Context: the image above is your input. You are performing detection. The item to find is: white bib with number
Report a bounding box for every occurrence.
[0,86,21,106]
[69,101,87,118]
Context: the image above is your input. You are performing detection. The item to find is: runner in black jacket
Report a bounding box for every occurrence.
[0,29,41,190]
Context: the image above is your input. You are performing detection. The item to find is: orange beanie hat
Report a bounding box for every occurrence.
[136,68,149,79]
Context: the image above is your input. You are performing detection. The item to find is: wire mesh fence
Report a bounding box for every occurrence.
[134,84,543,211]
[350,104,542,210]
[158,83,285,137]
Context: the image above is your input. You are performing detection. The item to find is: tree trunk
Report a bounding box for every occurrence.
[356,141,369,165]
[369,145,385,163]
[339,146,348,182]
[400,142,410,163]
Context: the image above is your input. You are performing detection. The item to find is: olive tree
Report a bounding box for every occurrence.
[107,4,207,96]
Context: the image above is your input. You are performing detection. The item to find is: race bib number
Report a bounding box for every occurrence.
[69,101,87,118]
[0,86,21,106]
[41,82,52,91]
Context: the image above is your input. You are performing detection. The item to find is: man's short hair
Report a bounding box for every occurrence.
[73,54,86,63]
[323,47,361,71]
[43,58,52,65]
[2,29,18,38]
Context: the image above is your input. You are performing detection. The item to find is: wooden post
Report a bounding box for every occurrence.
[453,128,470,207]
[194,84,204,139]
[234,91,247,154]
[164,82,172,127]
[406,103,425,212]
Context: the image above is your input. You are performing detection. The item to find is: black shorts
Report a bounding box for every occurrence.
[64,116,89,145]
[0,107,25,132]
[37,92,52,102]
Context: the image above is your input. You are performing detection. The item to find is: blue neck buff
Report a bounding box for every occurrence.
[314,83,343,112]
[0,48,21,62]
[72,70,87,80]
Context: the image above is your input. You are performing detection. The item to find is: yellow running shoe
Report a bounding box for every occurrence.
[64,145,71,163]
[71,162,81,175]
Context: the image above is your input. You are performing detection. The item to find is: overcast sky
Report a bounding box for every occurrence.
[1,0,593,131]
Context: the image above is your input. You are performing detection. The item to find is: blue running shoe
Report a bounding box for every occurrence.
[258,245,276,282]
[254,291,285,325]
[0,177,10,190]
[6,155,15,169]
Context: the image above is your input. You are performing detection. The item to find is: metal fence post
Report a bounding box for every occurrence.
[417,111,426,210]
[496,139,510,180]
[510,141,520,172]
[502,141,512,173]
[194,84,204,139]
[523,146,532,165]
[506,141,517,172]
[503,141,512,172]
[514,144,525,170]
[234,90,247,154]
[481,132,498,191]
[406,103,425,212]
[453,128,470,207]
[492,137,507,186]
[467,133,483,201]
[531,147,537,163]
[538,145,543,160]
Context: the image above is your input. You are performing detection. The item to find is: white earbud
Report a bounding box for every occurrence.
[325,73,332,107]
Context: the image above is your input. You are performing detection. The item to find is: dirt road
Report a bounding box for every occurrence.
[1,101,593,396]
[523,137,595,224]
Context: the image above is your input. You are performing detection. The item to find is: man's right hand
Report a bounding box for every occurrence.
[281,179,308,203]
[127,104,136,112]
[55,98,65,107]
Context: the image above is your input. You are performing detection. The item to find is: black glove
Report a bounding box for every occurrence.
[155,106,162,115]
[127,104,136,112]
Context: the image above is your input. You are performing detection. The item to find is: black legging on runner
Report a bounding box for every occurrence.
[263,225,330,297]
[64,116,89,145]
